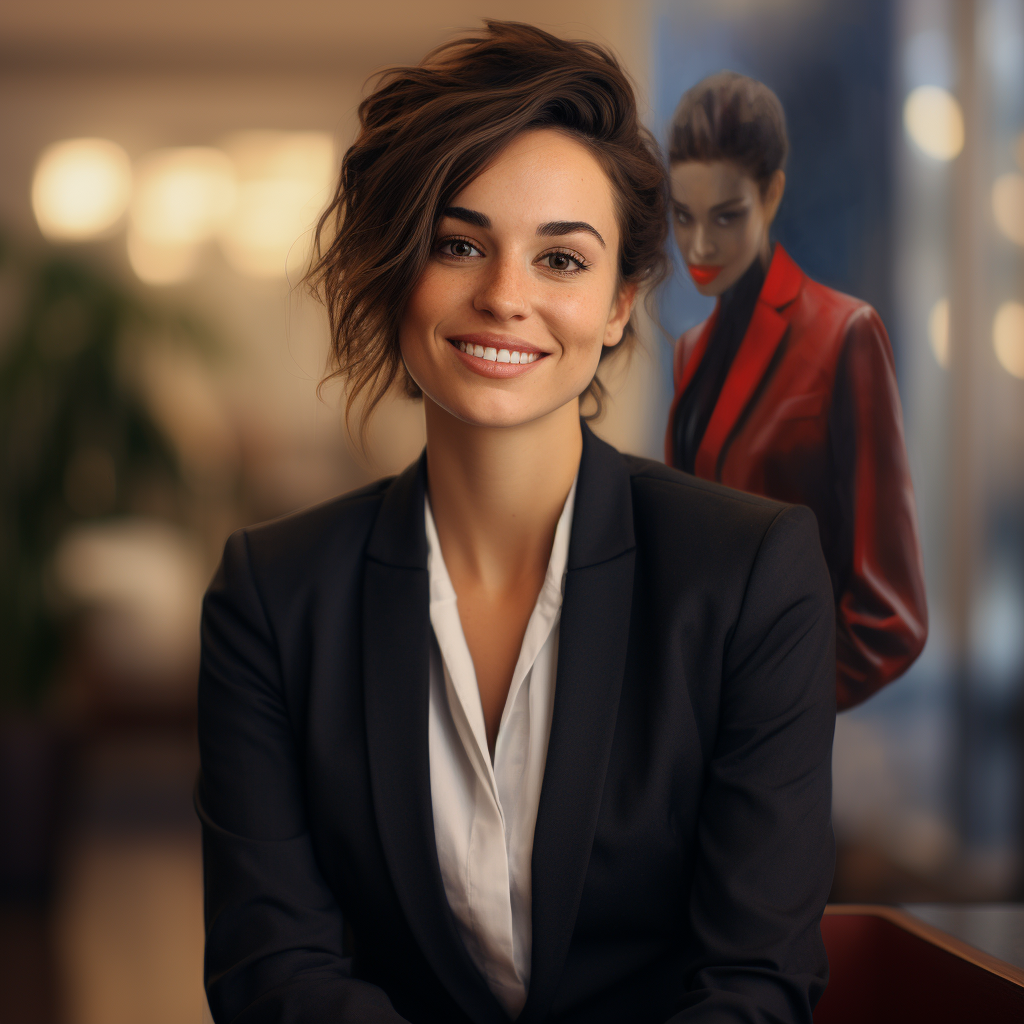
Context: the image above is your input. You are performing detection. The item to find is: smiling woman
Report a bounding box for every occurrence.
[197,22,838,1024]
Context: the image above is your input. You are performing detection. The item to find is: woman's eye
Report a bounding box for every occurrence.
[541,250,586,273]
[438,238,482,258]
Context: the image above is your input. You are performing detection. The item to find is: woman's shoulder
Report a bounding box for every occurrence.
[620,452,829,611]
[790,269,886,346]
[623,453,807,541]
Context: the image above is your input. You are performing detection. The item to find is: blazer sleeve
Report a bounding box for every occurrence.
[828,308,928,710]
[673,504,836,1024]
[197,530,408,1024]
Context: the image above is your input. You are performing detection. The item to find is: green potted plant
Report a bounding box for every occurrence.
[0,233,209,897]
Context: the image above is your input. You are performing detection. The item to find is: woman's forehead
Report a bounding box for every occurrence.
[448,130,618,236]
[670,160,756,204]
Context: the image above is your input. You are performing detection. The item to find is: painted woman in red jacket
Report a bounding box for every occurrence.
[665,72,927,710]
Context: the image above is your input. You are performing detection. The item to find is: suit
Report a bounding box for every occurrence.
[665,245,928,710]
[197,423,836,1024]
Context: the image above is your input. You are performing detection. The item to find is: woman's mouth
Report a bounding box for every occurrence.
[448,335,547,378]
[456,341,540,364]
[687,264,722,286]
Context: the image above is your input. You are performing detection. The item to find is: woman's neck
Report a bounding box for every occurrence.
[423,397,582,592]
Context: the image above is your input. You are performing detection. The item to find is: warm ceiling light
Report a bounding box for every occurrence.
[992,172,1024,246]
[903,86,965,161]
[218,131,335,278]
[993,301,1024,379]
[131,147,236,246]
[31,138,132,241]
[928,297,949,368]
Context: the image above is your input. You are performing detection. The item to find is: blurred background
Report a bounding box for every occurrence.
[0,0,1022,1021]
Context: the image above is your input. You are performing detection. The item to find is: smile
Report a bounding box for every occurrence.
[447,334,548,379]
[456,341,540,364]
[688,264,722,285]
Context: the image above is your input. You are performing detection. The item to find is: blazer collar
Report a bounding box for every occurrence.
[365,420,635,571]
[760,242,804,310]
[365,452,429,569]
[693,244,805,479]
[363,422,636,1024]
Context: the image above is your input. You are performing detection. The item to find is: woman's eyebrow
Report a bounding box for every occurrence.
[709,197,746,214]
[537,221,606,248]
[442,206,490,228]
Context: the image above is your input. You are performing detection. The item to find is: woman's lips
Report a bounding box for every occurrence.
[448,334,547,379]
[688,264,722,286]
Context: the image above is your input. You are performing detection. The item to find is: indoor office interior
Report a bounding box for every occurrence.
[1,0,1024,1021]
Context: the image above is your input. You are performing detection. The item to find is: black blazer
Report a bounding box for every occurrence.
[197,423,836,1024]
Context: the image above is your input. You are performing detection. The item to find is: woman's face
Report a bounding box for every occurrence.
[399,128,635,430]
[669,161,784,297]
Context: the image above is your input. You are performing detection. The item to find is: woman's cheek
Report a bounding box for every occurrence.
[544,295,607,364]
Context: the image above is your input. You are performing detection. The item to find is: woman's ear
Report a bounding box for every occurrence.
[604,283,639,348]
[764,169,786,225]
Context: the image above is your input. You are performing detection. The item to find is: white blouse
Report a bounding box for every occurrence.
[424,479,577,1018]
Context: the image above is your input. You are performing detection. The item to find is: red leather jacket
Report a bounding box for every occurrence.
[665,245,927,709]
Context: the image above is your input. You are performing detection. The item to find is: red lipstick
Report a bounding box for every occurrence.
[688,264,722,286]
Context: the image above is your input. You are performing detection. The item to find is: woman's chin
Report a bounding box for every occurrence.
[427,390,581,433]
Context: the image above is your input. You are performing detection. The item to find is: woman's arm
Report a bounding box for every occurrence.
[675,504,836,1024]
[828,308,928,710]
[198,530,407,1024]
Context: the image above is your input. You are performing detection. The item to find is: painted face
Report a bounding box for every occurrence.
[669,160,783,297]
[399,128,634,429]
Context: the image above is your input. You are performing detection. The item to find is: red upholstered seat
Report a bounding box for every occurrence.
[816,906,1024,1023]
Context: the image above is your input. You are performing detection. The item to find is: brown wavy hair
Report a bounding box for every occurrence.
[307,19,669,431]
[669,72,788,194]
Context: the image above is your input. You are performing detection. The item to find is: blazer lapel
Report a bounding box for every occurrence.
[693,245,804,480]
[519,425,636,1024]
[363,454,508,1024]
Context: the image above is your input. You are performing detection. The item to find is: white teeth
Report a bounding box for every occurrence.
[456,342,540,364]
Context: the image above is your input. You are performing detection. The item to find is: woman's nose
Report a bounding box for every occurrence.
[691,223,717,262]
[473,255,529,320]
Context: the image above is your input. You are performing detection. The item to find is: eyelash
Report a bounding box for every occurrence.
[434,235,591,276]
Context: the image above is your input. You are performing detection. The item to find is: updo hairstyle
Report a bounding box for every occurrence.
[668,72,788,194]
[308,19,669,427]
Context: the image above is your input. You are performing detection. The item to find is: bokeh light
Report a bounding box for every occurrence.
[127,147,237,285]
[928,297,949,368]
[218,131,335,278]
[903,86,965,161]
[991,172,1024,246]
[993,301,1024,379]
[31,138,132,241]
[131,147,236,246]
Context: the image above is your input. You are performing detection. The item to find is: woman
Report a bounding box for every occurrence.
[198,25,835,1024]
[665,72,928,711]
